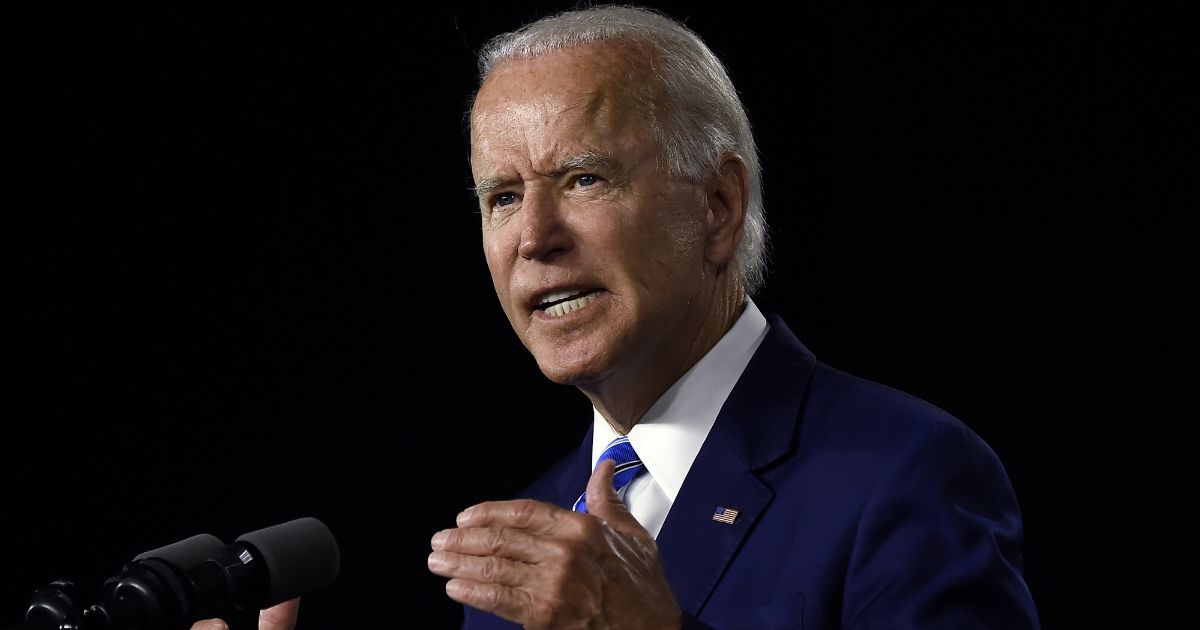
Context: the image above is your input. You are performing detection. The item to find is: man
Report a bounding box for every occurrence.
[198,5,1036,629]
[201,6,1036,628]
[422,5,1038,629]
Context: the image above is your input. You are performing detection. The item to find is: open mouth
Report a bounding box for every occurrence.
[535,288,603,317]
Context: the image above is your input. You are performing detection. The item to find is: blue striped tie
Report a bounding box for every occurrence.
[574,436,647,514]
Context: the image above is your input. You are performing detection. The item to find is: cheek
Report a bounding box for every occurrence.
[482,235,513,292]
[641,209,706,268]
[482,247,525,331]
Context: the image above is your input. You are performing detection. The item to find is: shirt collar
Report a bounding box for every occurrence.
[591,299,770,502]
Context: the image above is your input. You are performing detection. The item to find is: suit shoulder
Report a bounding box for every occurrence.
[802,361,986,455]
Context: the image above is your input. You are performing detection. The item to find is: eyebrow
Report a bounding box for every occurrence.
[472,151,612,199]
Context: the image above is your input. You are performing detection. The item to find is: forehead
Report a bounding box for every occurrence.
[470,44,656,167]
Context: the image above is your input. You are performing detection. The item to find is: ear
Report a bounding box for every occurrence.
[703,153,749,269]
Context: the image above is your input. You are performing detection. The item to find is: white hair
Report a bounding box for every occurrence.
[476,5,769,295]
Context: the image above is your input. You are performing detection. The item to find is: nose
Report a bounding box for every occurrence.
[517,189,572,261]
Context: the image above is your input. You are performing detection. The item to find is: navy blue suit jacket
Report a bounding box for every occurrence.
[464,315,1038,628]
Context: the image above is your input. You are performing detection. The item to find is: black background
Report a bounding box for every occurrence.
[4,3,1191,628]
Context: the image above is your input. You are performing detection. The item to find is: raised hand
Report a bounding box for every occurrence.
[428,459,682,629]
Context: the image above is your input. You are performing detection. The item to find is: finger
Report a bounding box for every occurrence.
[190,620,228,630]
[259,598,300,630]
[444,579,534,626]
[428,550,535,586]
[431,526,550,562]
[456,499,569,533]
[585,458,643,534]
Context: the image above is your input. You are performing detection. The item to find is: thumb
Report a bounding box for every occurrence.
[259,597,300,630]
[585,458,643,534]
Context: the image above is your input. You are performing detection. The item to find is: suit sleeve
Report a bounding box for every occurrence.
[841,423,1040,629]
[462,604,521,630]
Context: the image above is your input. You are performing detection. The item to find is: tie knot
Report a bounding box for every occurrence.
[596,436,640,471]
[574,436,647,514]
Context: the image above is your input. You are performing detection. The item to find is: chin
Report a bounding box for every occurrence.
[523,318,632,387]
[533,351,611,387]
[536,361,599,386]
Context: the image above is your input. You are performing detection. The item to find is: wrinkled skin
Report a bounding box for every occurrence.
[470,42,748,429]
[428,459,683,629]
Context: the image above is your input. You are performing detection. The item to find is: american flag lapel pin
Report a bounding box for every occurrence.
[712,506,739,524]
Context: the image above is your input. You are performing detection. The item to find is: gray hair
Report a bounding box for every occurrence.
[476,5,769,295]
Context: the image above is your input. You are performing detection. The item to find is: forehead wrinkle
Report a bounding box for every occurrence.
[522,94,637,177]
[471,45,656,190]
[470,108,533,194]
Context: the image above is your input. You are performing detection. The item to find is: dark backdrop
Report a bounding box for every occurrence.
[5,3,1190,628]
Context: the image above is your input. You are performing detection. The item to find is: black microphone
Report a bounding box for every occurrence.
[16,517,339,630]
[227,517,341,609]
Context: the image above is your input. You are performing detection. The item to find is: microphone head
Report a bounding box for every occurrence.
[133,533,226,569]
[235,517,339,604]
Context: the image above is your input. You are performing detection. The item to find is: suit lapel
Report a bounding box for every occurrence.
[655,434,774,616]
[655,315,817,617]
[553,424,594,509]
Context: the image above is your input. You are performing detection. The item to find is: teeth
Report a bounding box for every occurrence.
[539,289,581,305]
[545,292,597,317]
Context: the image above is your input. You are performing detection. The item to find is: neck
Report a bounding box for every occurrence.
[581,283,746,434]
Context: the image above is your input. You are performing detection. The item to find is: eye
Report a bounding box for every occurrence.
[574,174,601,188]
[493,192,518,208]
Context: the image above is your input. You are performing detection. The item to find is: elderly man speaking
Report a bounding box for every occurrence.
[182,5,1034,630]
[422,5,1039,630]
[188,6,1039,630]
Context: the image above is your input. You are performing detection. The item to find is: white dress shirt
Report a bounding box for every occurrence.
[589,299,770,538]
